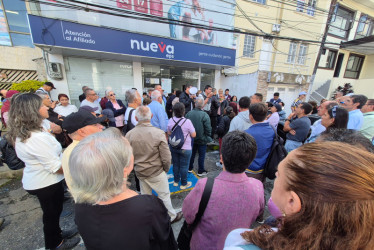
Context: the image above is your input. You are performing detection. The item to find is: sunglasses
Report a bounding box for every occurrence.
[109,93,116,96]
[331,106,338,118]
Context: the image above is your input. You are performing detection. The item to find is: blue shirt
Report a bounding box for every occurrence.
[245,122,275,173]
[305,119,325,143]
[148,100,168,132]
[347,109,363,130]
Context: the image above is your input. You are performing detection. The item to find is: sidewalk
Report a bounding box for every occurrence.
[0,151,273,249]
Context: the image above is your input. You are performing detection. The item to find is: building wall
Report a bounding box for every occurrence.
[0,46,43,70]
[220,72,258,99]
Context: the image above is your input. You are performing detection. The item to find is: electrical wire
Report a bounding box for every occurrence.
[25,0,348,46]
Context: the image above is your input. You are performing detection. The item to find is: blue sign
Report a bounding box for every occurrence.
[28,15,236,66]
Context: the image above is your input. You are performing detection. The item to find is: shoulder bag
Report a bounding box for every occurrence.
[177,177,215,250]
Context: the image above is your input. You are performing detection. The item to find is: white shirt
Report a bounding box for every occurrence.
[81,99,102,114]
[15,131,64,190]
[124,107,138,126]
[54,104,78,117]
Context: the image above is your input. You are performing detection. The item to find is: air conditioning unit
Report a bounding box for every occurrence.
[272,24,281,33]
[48,62,63,80]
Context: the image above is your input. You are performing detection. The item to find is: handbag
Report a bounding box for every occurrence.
[177,177,214,250]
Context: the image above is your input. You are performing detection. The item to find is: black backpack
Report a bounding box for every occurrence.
[0,136,25,170]
[168,118,187,149]
[263,126,288,180]
[122,109,136,136]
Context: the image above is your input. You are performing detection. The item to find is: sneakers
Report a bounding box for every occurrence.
[173,182,179,187]
[171,211,183,224]
[197,171,208,177]
[188,169,193,173]
[51,237,80,250]
[61,227,78,239]
[180,182,192,190]
[215,162,223,168]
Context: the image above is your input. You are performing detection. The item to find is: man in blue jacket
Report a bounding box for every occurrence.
[245,103,275,182]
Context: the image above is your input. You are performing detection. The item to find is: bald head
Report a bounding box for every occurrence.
[318,100,338,117]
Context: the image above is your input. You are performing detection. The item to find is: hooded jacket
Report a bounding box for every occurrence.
[228,110,252,132]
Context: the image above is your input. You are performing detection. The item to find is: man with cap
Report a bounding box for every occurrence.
[36,82,57,107]
[270,92,282,105]
[61,109,105,200]
[291,91,307,112]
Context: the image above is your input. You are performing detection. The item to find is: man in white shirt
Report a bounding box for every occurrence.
[80,88,102,115]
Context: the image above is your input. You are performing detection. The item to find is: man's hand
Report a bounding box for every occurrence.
[50,122,62,134]
[289,129,296,135]
[208,92,213,98]
[51,101,57,109]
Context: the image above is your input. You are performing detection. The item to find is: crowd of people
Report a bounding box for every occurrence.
[0,81,373,250]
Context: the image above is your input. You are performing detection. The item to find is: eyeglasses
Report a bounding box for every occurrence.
[109,93,116,96]
[89,93,98,96]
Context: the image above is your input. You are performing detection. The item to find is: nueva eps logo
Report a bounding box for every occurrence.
[130,39,175,59]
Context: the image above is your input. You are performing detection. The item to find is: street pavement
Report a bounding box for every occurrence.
[0,148,273,250]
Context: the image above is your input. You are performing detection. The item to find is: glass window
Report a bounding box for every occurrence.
[297,44,308,65]
[0,4,11,46]
[9,33,33,47]
[344,54,364,79]
[355,14,374,39]
[142,64,199,93]
[201,68,215,91]
[325,50,337,69]
[65,57,134,106]
[287,42,297,63]
[296,0,316,16]
[252,0,266,4]
[243,35,256,58]
[328,6,354,38]
[2,0,29,33]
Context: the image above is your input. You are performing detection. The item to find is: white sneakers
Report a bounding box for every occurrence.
[180,181,192,190]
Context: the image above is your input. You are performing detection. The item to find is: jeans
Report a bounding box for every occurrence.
[170,147,192,186]
[285,139,303,153]
[189,144,207,173]
[27,181,64,249]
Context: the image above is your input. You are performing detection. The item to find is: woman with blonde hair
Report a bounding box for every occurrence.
[225,141,374,250]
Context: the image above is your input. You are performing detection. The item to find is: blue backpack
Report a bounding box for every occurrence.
[169,118,187,149]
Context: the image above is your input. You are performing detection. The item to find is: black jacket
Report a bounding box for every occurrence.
[219,100,229,115]
[217,115,232,138]
[209,95,220,117]
[105,99,126,117]
[179,91,194,113]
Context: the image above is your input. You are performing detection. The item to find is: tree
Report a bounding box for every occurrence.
[331,83,354,100]
[10,80,46,93]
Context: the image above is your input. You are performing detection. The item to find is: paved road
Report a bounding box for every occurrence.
[0,150,273,250]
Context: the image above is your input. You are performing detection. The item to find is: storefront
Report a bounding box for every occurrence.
[27,14,236,103]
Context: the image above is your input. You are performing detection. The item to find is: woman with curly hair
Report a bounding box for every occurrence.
[224,141,374,250]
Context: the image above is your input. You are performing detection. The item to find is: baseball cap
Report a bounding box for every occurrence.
[62,110,106,134]
[79,106,98,113]
[299,91,307,96]
[102,109,115,122]
[44,82,56,89]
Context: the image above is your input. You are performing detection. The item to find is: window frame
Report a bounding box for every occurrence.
[297,43,308,65]
[251,0,266,5]
[324,49,338,69]
[355,14,374,39]
[0,0,32,47]
[242,34,256,58]
[296,0,317,17]
[287,42,298,63]
[344,53,365,79]
[327,5,355,39]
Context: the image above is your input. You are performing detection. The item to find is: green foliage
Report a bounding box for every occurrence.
[10,80,46,93]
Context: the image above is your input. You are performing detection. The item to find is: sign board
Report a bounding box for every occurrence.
[28,15,236,67]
